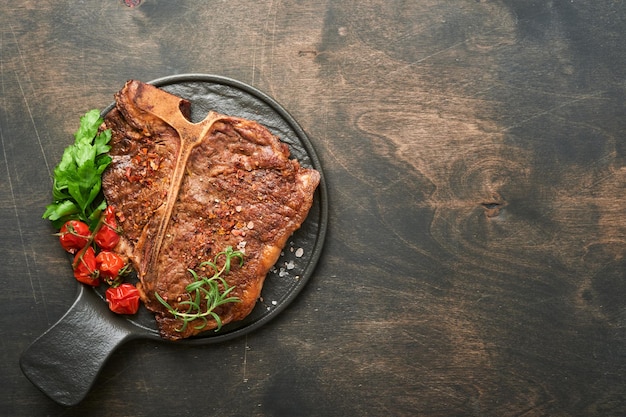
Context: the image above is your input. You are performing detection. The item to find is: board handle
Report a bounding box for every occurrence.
[20,285,138,406]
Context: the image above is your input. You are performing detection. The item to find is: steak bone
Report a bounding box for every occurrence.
[122,80,221,278]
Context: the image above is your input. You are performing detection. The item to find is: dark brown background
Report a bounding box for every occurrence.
[2,1,626,416]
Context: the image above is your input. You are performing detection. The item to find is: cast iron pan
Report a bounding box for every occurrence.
[19,74,328,406]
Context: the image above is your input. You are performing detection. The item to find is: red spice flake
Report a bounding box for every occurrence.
[124,166,142,183]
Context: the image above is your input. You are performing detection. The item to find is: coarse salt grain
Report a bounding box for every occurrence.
[295,247,304,258]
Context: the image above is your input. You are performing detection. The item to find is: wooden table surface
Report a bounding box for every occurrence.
[3,1,626,416]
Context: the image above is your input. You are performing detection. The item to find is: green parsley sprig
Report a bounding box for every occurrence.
[155,246,244,333]
[43,109,112,229]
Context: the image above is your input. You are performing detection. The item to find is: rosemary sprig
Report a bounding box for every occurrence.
[155,246,244,333]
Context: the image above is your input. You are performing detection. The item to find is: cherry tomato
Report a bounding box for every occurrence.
[59,220,91,254]
[94,206,120,250]
[94,227,119,250]
[96,251,125,280]
[105,283,140,314]
[103,205,117,224]
[72,246,99,286]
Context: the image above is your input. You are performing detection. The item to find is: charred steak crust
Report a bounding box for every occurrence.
[101,80,320,340]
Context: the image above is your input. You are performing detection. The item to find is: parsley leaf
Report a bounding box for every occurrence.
[43,109,112,229]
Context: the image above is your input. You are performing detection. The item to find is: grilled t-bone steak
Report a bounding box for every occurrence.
[101,80,320,340]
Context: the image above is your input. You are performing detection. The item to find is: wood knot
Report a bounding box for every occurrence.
[481,193,506,218]
[122,0,141,7]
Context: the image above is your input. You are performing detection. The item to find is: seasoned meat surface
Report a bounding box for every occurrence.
[101,80,320,340]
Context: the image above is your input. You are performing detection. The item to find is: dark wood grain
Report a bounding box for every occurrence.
[2,1,626,416]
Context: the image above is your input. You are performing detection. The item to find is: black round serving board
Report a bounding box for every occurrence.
[20,74,328,406]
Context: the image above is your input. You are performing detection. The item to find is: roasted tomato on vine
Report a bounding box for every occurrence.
[72,246,99,286]
[105,283,140,314]
[94,206,120,250]
[96,250,126,284]
[58,220,91,254]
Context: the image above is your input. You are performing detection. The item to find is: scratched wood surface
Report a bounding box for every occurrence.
[2,1,626,416]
